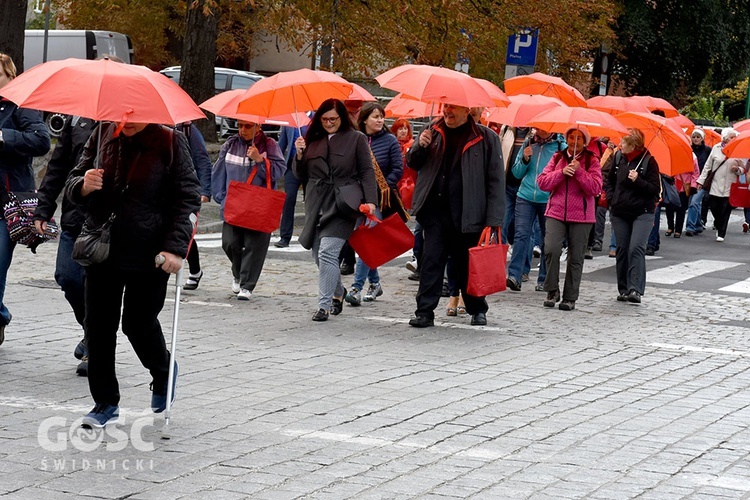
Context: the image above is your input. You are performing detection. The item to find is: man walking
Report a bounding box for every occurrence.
[406,104,505,327]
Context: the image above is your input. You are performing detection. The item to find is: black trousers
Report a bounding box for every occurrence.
[708,195,733,238]
[415,211,486,319]
[85,262,170,407]
[221,222,271,291]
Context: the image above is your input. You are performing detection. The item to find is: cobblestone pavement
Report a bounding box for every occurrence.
[2,232,750,500]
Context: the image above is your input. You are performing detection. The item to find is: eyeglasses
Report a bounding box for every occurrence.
[238,123,257,129]
[321,116,340,124]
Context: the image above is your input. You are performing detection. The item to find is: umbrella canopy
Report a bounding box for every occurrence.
[733,118,750,133]
[616,112,694,175]
[200,89,310,127]
[527,106,629,140]
[474,78,511,107]
[484,94,566,127]
[629,96,679,118]
[586,95,650,115]
[0,58,205,125]
[384,93,442,119]
[348,83,376,102]
[668,114,695,130]
[720,130,750,158]
[236,68,353,117]
[503,72,587,107]
[376,64,497,108]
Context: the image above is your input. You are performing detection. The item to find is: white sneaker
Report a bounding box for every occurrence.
[533,245,541,258]
[237,289,252,300]
[231,278,241,294]
[716,236,724,242]
[405,260,417,273]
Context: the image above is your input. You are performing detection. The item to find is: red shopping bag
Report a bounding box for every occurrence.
[729,179,750,208]
[224,160,285,233]
[349,212,415,269]
[398,177,415,210]
[467,227,508,297]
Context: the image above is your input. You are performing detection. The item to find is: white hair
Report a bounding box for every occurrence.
[721,128,738,141]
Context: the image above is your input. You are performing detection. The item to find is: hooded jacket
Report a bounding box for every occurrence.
[511,133,565,204]
[407,117,505,232]
[537,149,602,223]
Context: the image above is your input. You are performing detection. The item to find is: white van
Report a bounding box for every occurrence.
[24,30,134,68]
[24,30,135,136]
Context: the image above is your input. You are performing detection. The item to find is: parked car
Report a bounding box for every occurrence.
[160,66,279,138]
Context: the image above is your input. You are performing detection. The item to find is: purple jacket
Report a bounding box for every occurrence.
[537,149,602,223]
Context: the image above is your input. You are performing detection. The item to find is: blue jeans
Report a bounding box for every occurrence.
[507,198,547,285]
[352,209,381,290]
[647,207,660,250]
[278,168,302,243]
[0,220,16,327]
[685,189,705,233]
[502,183,519,245]
[55,230,87,327]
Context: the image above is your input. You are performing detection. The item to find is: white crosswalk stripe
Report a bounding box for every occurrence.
[647,259,742,285]
[719,278,750,294]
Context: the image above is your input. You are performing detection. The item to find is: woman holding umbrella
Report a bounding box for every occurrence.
[605,129,661,304]
[537,127,602,311]
[294,99,378,321]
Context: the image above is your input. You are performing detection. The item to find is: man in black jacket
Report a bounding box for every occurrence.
[34,116,96,376]
[406,104,505,327]
[65,121,200,428]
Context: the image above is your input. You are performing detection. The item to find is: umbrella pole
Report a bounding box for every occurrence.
[636,125,662,172]
[292,90,301,137]
[161,265,182,439]
[95,123,102,169]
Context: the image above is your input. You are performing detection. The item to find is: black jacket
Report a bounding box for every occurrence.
[65,123,201,270]
[606,150,661,219]
[34,116,97,233]
[0,101,50,192]
[407,117,505,232]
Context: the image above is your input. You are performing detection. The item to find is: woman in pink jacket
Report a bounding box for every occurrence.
[537,127,603,311]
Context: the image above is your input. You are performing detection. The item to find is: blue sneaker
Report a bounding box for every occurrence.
[81,403,119,428]
[151,361,178,413]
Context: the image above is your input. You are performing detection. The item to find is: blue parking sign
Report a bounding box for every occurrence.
[506,29,539,67]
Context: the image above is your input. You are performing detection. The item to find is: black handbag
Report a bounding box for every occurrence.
[72,214,115,266]
[334,181,365,215]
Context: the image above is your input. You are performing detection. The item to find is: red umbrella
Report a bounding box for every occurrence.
[384,93,442,119]
[474,78,511,107]
[376,64,497,108]
[236,68,353,117]
[721,130,750,158]
[503,72,587,107]
[586,95,650,115]
[484,94,566,127]
[0,58,204,125]
[348,83,376,102]
[733,118,750,133]
[629,96,679,118]
[668,114,695,130]
[200,89,310,128]
[616,112,693,175]
[527,106,629,140]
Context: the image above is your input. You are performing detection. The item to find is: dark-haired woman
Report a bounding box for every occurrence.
[345,102,402,306]
[294,99,378,321]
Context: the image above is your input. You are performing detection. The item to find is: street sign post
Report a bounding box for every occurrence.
[506,29,539,67]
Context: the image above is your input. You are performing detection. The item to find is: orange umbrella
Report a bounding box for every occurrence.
[376,64,497,108]
[484,94,566,127]
[503,72,587,107]
[474,78,511,107]
[616,112,693,175]
[0,57,204,125]
[527,106,629,141]
[586,95,650,115]
[200,89,310,127]
[384,93,442,119]
[720,130,750,158]
[236,68,353,117]
[348,83,376,102]
[733,118,750,133]
[629,96,679,118]
[668,114,694,130]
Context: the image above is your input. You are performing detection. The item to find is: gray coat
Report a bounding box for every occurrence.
[407,118,505,232]
[293,129,377,249]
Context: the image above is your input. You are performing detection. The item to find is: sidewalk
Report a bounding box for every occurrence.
[3,226,750,498]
